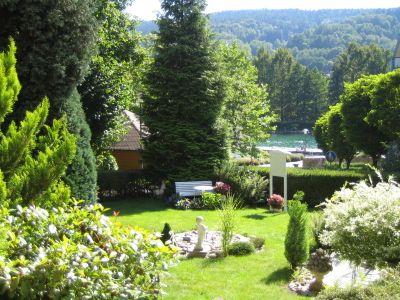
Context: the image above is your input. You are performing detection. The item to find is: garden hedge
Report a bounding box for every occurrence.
[97,170,161,199]
[250,167,370,208]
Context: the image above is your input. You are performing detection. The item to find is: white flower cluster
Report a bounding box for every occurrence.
[0,202,178,299]
[321,177,400,267]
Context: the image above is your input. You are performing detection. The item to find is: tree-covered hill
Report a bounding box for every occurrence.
[138,8,400,73]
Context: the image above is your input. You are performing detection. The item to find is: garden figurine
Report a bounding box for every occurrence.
[195,216,207,250]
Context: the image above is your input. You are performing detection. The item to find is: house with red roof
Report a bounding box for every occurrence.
[110,110,144,170]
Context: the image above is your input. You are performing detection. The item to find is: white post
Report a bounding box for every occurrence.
[269,173,273,199]
[270,150,289,212]
[284,176,288,212]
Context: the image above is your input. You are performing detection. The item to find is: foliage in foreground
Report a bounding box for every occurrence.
[0,0,98,202]
[284,200,309,269]
[0,202,177,299]
[0,40,76,209]
[321,175,400,268]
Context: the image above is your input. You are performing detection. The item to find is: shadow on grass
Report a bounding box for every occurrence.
[261,267,292,285]
[101,197,169,216]
[244,214,267,220]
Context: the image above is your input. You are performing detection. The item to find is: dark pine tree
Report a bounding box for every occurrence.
[0,0,99,201]
[142,0,227,181]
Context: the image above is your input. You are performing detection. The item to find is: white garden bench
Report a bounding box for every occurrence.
[175,180,213,197]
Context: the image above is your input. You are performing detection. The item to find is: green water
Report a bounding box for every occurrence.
[259,134,318,149]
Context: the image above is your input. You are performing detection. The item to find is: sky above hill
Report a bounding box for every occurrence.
[126,0,400,20]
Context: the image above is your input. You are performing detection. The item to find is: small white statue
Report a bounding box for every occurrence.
[194,216,207,251]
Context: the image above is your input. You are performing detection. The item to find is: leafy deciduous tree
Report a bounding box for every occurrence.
[328,43,390,104]
[340,75,389,166]
[79,1,147,153]
[218,43,276,155]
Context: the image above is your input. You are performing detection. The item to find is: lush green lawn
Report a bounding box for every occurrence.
[103,198,307,300]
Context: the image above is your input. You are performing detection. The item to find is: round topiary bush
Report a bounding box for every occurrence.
[227,241,255,256]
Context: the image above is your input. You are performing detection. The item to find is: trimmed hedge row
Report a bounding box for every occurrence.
[250,167,371,208]
[97,170,161,199]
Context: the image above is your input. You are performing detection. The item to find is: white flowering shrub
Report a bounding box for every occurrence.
[321,177,400,267]
[0,202,177,299]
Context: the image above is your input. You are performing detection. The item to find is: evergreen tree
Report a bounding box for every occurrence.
[0,0,98,201]
[142,0,227,181]
[0,40,76,208]
[284,200,309,269]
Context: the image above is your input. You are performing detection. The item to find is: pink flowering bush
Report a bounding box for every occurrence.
[267,194,284,209]
[214,181,231,195]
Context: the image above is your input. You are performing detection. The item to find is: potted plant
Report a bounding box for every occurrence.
[267,194,284,212]
[306,248,333,292]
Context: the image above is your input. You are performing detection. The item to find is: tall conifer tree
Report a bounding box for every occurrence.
[0,0,99,201]
[142,0,227,181]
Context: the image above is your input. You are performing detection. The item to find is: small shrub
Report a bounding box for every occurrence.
[293,190,305,202]
[96,152,118,171]
[249,236,265,250]
[228,241,255,256]
[285,200,309,269]
[214,181,231,195]
[161,223,172,244]
[214,161,268,205]
[0,202,177,299]
[175,198,192,210]
[201,192,223,209]
[219,194,241,256]
[267,193,284,209]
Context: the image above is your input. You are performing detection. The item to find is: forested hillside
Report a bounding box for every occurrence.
[138,8,400,73]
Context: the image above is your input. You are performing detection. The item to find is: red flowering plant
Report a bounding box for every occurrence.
[267,194,284,209]
[214,181,231,195]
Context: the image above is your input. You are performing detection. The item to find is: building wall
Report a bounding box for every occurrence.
[111,150,143,170]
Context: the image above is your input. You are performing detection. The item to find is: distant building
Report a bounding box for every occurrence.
[393,39,400,70]
[110,110,144,170]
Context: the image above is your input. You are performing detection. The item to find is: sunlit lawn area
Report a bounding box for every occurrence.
[103,198,307,300]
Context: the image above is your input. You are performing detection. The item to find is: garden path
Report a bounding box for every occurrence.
[324,256,380,287]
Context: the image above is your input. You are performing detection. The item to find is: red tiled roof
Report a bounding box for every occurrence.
[110,111,143,151]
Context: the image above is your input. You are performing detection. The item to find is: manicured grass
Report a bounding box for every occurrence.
[103,198,308,299]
